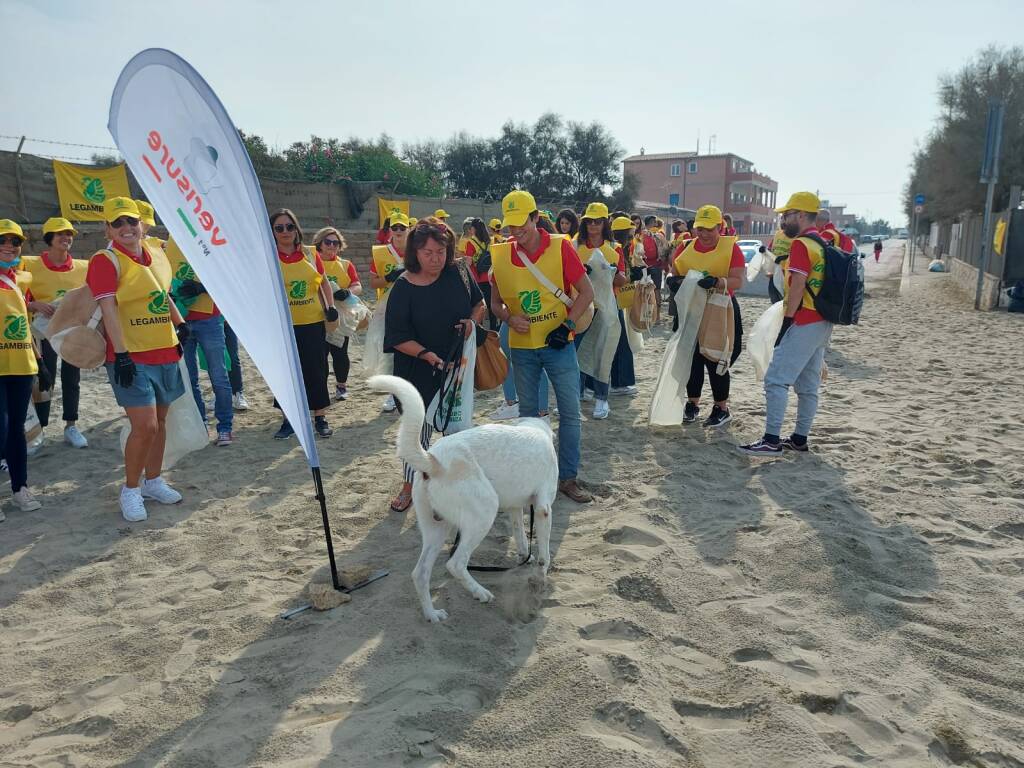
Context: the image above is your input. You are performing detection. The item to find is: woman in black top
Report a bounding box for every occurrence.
[384,217,485,512]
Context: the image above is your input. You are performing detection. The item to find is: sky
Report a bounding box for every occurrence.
[4,0,1024,226]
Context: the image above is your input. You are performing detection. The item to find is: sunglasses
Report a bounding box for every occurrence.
[110,216,140,228]
[0,235,23,247]
[390,225,408,232]
[273,223,297,233]
[322,238,341,247]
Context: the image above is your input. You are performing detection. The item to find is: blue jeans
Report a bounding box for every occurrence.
[500,322,550,410]
[224,322,243,395]
[510,344,581,481]
[610,310,636,388]
[764,320,833,438]
[183,316,233,432]
[574,330,610,399]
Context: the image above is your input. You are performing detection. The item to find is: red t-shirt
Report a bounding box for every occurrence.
[278,248,326,275]
[787,228,824,325]
[642,233,661,267]
[86,242,181,365]
[465,240,491,284]
[40,251,75,272]
[490,229,587,294]
[374,229,391,245]
[821,224,853,252]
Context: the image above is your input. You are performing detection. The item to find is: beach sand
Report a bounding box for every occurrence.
[2,243,1023,767]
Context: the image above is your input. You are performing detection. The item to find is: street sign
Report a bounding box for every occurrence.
[914,193,925,206]
[914,204,923,214]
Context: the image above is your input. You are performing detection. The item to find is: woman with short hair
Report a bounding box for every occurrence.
[313,226,361,401]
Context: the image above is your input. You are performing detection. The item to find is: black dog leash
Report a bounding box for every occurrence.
[448,505,536,572]
[430,331,467,433]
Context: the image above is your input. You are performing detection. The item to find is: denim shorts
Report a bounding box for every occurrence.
[105,360,186,408]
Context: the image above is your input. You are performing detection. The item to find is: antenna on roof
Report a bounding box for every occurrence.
[640,146,645,155]
[696,130,700,155]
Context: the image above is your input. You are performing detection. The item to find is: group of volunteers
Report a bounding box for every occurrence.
[0,185,839,523]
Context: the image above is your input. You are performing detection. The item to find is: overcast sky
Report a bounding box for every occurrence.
[5,0,1023,225]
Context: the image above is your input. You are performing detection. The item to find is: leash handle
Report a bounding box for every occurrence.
[431,330,466,433]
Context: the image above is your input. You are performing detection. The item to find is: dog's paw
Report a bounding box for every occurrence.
[424,608,449,623]
[471,586,494,603]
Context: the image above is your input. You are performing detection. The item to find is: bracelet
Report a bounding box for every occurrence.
[416,348,428,359]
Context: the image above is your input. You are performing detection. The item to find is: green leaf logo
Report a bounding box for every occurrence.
[4,314,27,341]
[383,262,396,275]
[289,280,308,300]
[175,262,195,280]
[55,289,68,299]
[147,290,170,315]
[518,289,541,314]
[81,177,106,204]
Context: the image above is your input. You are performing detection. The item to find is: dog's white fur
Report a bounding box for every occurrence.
[368,375,558,623]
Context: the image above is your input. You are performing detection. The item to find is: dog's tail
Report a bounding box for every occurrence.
[368,375,441,477]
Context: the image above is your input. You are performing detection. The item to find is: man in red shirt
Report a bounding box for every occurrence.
[741,191,834,455]
[816,209,854,252]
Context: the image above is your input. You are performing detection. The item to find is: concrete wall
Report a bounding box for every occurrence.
[949,257,1001,310]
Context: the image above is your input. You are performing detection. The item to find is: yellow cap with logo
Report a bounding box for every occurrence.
[776,191,821,214]
[390,211,411,228]
[489,218,502,230]
[103,196,141,223]
[434,209,450,219]
[610,216,634,232]
[693,204,724,229]
[42,217,78,236]
[408,217,418,227]
[582,202,610,221]
[135,200,156,226]
[501,190,537,228]
[0,220,26,239]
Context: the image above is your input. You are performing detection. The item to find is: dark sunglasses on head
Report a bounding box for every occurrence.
[390,224,408,232]
[0,235,23,247]
[273,223,297,233]
[110,216,140,228]
[322,238,341,247]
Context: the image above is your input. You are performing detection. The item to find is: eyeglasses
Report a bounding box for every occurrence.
[0,235,23,247]
[110,216,140,229]
[273,223,297,233]
[390,225,408,232]
[322,238,341,247]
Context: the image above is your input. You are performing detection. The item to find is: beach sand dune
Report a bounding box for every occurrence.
[2,249,1022,767]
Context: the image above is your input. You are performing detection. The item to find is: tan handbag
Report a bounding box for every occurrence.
[697,287,735,375]
[474,329,508,391]
[629,276,659,331]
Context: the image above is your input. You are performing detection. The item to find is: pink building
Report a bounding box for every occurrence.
[623,150,779,236]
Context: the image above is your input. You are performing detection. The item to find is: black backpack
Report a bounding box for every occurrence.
[799,232,864,325]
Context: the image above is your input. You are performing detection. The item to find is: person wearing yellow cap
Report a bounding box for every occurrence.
[368,210,411,412]
[22,217,89,448]
[489,190,595,503]
[312,226,361,402]
[488,218,505,244]
[668,204,746,428]
[740,191,832,455]
[85,197,189,522]
[434,209,450,222]
[0,220,49,518]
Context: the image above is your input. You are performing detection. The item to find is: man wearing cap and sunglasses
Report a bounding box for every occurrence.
[489,190,595,503]
[22,217,89,448]
[740,191,833,455]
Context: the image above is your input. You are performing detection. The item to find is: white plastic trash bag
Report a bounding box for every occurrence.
[749,301,785,381]
[624,319,644,353]
[745,250,764,283]
[648,270,707,426]
[330,293,370,345]
[426,335,476,434]
[362,293,393,377]
[576,254,620,386]
[119,359,208,469]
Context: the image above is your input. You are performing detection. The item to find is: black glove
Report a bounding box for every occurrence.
[176,279,206,299]
[325,306,339,322]
[775,317,794,348]
[333,287,350,301]
[384,267,405,283]
[629,266,645,282]
[175,323,191,345]
[666,275,683,294]
[697,276,718,290]
[114,352,136,387]
[758,245,766,254]
[584,263,593,275]
[36,360,52,392]
[545,323,572,350]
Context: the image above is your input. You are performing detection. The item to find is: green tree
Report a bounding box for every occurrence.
[563,121,624,203]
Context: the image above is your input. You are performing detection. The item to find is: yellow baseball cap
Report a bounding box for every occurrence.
[42,217,78,236]
[489,218,502,230]
[103,196,140,223]
[501,190,537,228]
[693,204,724,229]
[434,209,450,219]
[135,200,156,226]
[776,191,821,214]
[610,216,634,232]
[408,217,418,227]
[0,220,25,239]
[582,202,610,221]
[389,211,411,228]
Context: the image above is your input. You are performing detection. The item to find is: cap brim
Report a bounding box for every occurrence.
[502,212,530,228]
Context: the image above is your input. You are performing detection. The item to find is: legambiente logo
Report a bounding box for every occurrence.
[81,177,106,204]
[141,130,227,248]
[4,314,28,341]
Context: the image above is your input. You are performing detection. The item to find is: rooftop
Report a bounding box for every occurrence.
[623,151,753,164]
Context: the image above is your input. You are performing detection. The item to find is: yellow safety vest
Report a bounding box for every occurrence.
[0,276,38,376]
[165,238,216,316]
[322,256,354,291]
[793,235,826,313]
[21,255,87,304]
[673,235,736,279]
[371,244,402,301]
[491,235,568,350]
[279,249,324,326]
[579,240,633,310]
[105,246,178,354]
[770,229,793,260]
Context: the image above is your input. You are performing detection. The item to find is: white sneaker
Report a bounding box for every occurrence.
[141,476,182,505]
[592,399,610,420]
[382,394,397,413]
[581,389,595,402]
[13,487,41,512]
[610,385,638,396]
[64,425,88,449]
[27,430,44,457]
[232,392,250,411]
[120,486,147,522]
[490,401,519,420]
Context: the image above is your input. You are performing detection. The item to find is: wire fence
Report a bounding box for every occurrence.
[0,134,121,164]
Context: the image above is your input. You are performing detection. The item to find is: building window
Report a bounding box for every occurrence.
[688,161,698,174]
[669,163,680,177]
[668,193,679,206]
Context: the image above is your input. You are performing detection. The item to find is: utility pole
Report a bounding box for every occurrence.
[975,99,1005,310]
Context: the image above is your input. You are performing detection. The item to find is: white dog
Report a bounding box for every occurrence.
[368,375,558,623]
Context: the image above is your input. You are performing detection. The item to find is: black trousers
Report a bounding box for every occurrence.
[327,336,350,384]
[1,375,33,492]
[686,296,743,403]
[35,339,80,426]
[478,281,499,331]
[274,321,329,413]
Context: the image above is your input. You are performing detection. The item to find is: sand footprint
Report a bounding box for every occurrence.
[730,646,821,681]
[671,697,758,731]
[588,701,689,760]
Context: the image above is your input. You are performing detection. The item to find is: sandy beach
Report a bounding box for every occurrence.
[2,242,1023,767]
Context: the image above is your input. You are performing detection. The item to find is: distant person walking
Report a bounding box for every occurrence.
[874,239,883,263]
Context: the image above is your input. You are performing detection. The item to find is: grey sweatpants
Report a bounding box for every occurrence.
[764,320,834,438]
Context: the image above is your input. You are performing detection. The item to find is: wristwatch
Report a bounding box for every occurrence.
[416,348,429,359]
[564,318,576,330]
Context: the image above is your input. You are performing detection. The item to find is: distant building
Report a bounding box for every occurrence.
[622,150,779,236]
[821,200,857,230]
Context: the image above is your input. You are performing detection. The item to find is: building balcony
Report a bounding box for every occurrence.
[727,170,776,188]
